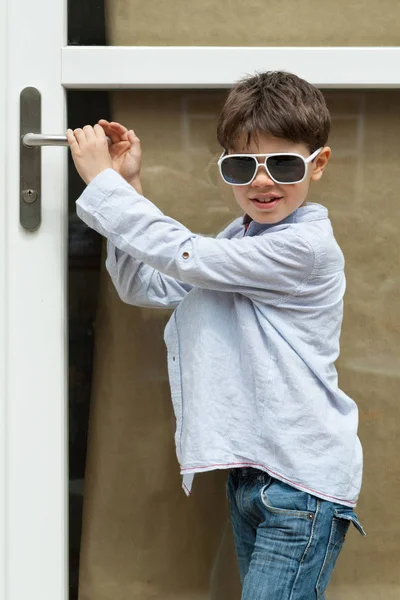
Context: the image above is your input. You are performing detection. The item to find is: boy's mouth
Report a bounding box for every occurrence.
[250,195,283,209]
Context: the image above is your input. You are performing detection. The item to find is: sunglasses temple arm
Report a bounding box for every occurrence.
[307,147,324,163]
[217,150,226,164]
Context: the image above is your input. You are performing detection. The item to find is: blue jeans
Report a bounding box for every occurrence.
[227,468,366,600]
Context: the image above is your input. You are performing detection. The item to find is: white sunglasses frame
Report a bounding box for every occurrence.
[217,147,323,186]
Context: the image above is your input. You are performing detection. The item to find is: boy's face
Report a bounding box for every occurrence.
[229,133,331,225]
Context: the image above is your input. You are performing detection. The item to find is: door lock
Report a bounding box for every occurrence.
[22,188,38,203]
[20,87,42,231]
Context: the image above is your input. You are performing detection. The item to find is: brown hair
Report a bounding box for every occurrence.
[216,71,330,153]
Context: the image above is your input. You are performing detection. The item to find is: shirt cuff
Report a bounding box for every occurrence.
[75,168,142,230]
[83,168,138,206]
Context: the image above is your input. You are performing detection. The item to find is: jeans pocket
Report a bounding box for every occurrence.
[316,509,366,598]
[260,480,316,519]
[332,508,366,536]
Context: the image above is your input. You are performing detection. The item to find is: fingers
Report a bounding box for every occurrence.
[98,119,138,144]
[98,119,133,142]
[93,123,107,139]
[66,129,79,152]
[68,125,109,153]
[83,125,96,141]
[68,122,138,149]
[98,119,120,143]
[98,119,129,142]
[109,121,129,140]
[73,127,87,147]
[97,120,141,156]
[128,129,140,144]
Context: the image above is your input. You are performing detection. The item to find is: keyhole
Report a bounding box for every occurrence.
[22,188,38,203]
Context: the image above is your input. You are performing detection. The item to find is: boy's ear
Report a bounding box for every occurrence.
[310,147,331,181]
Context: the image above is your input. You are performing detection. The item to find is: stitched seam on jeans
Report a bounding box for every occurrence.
[315,516,337,596]
[288,500,320,600]
[329,518,350,553]
[301,500,320,563]
[260,486,315,519]
[235,487,259,530]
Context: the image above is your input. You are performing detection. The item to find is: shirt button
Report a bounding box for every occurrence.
[182,251,189,259]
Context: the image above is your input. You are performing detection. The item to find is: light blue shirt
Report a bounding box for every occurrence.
[76,168,363,507]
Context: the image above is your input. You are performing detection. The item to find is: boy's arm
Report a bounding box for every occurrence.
[76,169,316,305]
[106,240,192,308]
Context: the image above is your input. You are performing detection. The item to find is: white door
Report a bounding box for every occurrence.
[2,2,67,600]
[2,0,400,599]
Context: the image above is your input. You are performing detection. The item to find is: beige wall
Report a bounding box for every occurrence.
[317,91,400,597]
[78,88,400,599]
[106,0,400,46]
[77,3,400,597]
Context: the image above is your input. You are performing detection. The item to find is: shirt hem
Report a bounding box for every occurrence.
[180,460,358,507]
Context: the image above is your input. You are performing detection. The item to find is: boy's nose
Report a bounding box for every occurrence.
[251,164,275,187]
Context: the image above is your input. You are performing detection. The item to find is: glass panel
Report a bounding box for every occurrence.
[68,93,110,600]
[67,4,110,597]
[105,0,399,46]
[68,88,400,599]
[68,90,241,600]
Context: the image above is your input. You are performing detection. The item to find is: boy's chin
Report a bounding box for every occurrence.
[249,200,308,224]
[252,214,283,224]
[248,207,287,224]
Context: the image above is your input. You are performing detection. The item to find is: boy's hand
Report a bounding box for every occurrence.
[67,125,113,185]
[98,119,142,193]
[67,121,143,193]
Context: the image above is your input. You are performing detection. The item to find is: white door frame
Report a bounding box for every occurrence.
[3,1,68,600]
[0,1,7,598]
[2,1,399,600]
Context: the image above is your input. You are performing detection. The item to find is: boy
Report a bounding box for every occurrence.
[68,71,366,600]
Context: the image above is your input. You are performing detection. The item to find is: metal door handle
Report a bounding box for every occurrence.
[20,86,111,231]
[23,132,111,147]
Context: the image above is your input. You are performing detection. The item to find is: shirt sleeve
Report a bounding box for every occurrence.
[76,168,316,304]
[106,240,192,308]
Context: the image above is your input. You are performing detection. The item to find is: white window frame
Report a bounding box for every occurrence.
[2,2,400,600]
[62,46,400,89]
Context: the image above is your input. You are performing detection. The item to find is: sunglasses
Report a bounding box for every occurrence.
[218,147,323,186]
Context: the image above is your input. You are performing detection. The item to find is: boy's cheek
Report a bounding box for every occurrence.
[232,186,248,203]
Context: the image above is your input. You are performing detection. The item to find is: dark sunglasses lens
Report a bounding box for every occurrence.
[267,155,305,183]
[221,156,257,185]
